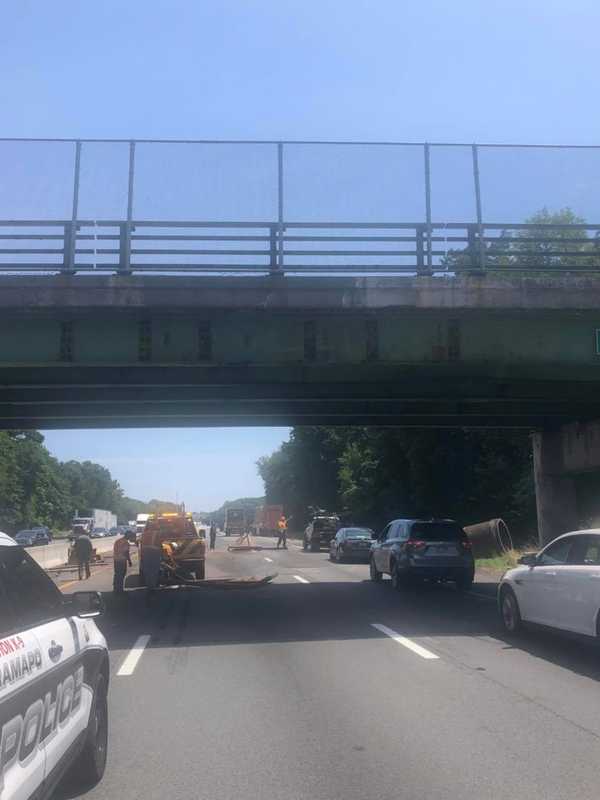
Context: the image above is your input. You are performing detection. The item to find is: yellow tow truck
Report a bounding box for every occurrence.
[138,511,206,588]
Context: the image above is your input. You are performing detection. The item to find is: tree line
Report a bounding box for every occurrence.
[0,430,177,534]
[443,208,596,271]
[257,427,537,539]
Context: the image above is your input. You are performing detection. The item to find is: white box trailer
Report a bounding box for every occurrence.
[72,508,117,534]
[136,513,151,537]
[92,509,117,531]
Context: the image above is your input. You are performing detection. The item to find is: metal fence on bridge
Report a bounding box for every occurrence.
[1,138,600,275]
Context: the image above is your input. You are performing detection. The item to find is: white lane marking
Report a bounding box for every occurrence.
[293,575,310,584]
[264,557,273,563]
[371,623,439,660]
[116,634,152,676]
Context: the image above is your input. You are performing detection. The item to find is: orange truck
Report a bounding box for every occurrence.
[252,505,284,537]
[138,511,206,587]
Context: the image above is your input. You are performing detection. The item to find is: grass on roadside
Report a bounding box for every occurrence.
[475,549,525,573]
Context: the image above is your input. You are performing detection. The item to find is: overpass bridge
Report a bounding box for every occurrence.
[1,271,600,431]
[3,137,600,542]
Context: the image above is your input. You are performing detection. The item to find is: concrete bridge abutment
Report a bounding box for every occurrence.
[534,420,600,545]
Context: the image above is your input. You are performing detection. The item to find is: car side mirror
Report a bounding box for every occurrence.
[69,591,104,618]
[518,553,538,567]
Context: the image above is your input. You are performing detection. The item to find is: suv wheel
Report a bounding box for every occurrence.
[369,557,382,582]
[391,561,405,592]
[71,672,108,786]
[500,587,522,634]
[310,541,319,552]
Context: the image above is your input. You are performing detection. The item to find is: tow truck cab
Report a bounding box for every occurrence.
[138,512,206,586]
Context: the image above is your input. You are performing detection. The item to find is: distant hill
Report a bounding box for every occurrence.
[192,496,264,528]
[117,496,181,523]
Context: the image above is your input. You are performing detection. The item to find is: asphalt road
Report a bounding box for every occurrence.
[54,535,600,800]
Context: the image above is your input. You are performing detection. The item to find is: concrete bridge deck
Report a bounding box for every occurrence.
[0,274,599,430]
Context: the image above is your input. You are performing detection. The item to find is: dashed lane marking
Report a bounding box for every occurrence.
[371,623,439,660]
[264,557,273,563]
[293,575,310,584]
[116,634,152,676]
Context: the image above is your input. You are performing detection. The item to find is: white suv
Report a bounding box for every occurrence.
[0,530,109,800]
[499,529,600,638]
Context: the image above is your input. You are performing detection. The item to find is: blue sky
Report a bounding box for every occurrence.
[3,0,600,508]
[41,428,288,511]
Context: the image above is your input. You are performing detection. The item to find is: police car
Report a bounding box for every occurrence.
[0,530,109,800]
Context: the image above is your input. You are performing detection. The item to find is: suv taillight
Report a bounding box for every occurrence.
[406,539,427,550]
[461,540,472,551]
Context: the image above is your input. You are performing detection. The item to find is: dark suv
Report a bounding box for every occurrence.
[370,518,474,591]
[303,515,340,552]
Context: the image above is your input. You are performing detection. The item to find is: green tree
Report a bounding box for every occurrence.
[442,207,595,272]
[512,208,593,270]
[258,426,536,541]
[58,460,123,516]
[0,431,71,531]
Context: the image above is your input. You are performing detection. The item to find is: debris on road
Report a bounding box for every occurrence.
[163,573,278,590]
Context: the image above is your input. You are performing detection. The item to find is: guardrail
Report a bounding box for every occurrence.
[28,535,118,569]
[2,138,600,275]
[1,219,599,274]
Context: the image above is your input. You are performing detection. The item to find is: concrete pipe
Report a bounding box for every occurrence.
[463,518,513,559]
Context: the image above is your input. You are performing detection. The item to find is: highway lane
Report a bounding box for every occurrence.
[55,534,600,800]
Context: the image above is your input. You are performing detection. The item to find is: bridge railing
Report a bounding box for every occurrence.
[1,219,600,275]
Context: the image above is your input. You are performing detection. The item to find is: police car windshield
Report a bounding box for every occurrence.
[0,548,63,631]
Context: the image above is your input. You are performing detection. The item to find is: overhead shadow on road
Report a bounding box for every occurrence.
[94,575,600,685]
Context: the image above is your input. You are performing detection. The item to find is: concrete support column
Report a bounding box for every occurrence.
[532,430,578,546]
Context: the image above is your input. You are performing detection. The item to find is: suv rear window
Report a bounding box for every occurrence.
[314,520,337,531]
[345,528,373,538]
[410,522,465,542]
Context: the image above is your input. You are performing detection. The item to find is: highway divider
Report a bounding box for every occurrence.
[29,535,119,569]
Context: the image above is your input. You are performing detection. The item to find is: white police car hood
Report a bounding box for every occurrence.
[0,534,108,800]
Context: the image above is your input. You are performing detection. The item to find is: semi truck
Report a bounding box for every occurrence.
[252,505,284,537]
[71,508,117,536]
[224,507,247,537]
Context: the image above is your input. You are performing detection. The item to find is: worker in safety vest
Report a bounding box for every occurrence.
[276,515,288,550]
[113,531,133,593]
[73,533,93,580]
